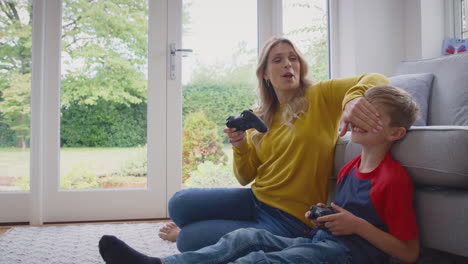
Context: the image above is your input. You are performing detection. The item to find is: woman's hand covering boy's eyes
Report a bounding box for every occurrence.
[339,97,383,137]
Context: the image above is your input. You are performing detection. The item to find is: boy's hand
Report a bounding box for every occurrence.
[305,203,326,227]
[317,203,364,236]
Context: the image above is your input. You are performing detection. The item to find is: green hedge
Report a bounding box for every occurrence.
[60,101,147,147]
[183,82,256,140]
[0,121,16,147]
[1,80,256,148]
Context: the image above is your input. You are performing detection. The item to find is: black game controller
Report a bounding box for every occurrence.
[308,205,338,220]
[226,110,268,133]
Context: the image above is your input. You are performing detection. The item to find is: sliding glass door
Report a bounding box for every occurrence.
[0,0,32,223]
[0,0,169,223]
[41,0,167,222]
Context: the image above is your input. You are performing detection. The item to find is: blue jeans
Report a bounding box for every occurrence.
[162,228,352,264]
[168,188,311,252]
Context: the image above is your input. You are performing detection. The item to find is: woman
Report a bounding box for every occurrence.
[159,37,387,252]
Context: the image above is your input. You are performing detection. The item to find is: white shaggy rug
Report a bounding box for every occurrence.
[0,222,180,264]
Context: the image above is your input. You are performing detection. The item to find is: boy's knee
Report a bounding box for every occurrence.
[175,232,194,252]
[227,228,268,240]
[176,228,217,252]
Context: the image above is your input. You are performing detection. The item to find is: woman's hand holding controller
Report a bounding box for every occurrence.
[305,203,327,227]
[224,128,246,147]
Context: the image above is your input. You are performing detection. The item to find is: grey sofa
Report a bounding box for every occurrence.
[331,52,468,260]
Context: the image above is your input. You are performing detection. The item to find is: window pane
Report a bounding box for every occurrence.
[60,0,148,189]
[0,0,32,192]
[283,0,329,81]
[181,0,257,188]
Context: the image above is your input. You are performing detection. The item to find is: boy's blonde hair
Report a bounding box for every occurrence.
[364,85,420,130]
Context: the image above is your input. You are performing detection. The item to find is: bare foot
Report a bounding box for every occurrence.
[158,222,180,242]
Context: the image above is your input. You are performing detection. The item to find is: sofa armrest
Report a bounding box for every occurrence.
[393,126,468,187]
[332,126,468,188]
[332,133,352,181]
[330,133,361,201]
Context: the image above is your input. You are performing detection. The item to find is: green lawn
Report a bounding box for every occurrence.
[0,147,146,190]
[0,147,145,178]
[0,148,30,179]
[60,147,145,177]
[0,146,235,190]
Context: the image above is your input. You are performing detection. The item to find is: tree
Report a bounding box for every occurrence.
[284,0,329,82]
[0,0,32,148]
[182,111,227,182]
[301,25,329,82]
[56,0,150,147]
[1,0,151,147]
[61,0,148,107]
[0,72,30,149]
[0,0,32,75]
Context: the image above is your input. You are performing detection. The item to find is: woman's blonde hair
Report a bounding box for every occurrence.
[252,37,313,146]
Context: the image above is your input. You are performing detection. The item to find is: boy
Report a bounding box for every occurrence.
[99,85,420,264]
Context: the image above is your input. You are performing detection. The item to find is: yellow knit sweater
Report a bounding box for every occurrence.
[233,73,389,227]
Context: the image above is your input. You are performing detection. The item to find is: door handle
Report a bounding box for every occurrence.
[170,43,193,80]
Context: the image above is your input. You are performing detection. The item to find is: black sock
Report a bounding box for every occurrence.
[99,235,162,264]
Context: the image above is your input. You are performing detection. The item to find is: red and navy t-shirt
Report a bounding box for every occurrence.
[334,153,419,263]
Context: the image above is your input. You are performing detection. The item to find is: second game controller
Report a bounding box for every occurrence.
[308,205,338,220]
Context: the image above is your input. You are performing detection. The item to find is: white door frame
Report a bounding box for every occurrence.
[165,0,183,206]
[258,0,283,51]
[30,0,61,225]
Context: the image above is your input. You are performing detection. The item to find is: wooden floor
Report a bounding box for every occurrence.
[0,226,11,236]
[0,219,169,237]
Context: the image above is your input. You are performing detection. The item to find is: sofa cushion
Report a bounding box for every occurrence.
[389,73,434,126]
[392,126,468,187]
[395,52,468,126]
[333,127,468,188]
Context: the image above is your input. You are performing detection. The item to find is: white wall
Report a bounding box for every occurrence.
[332,0,446,78]
[404,0,422,60]
[420,0,445,59]
[405,0,445,60]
